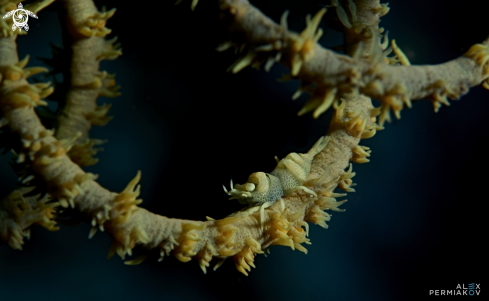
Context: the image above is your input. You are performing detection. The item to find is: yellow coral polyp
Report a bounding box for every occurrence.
[290,8,326,76]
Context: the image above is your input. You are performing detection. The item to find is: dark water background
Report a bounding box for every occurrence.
[0,0,486,300]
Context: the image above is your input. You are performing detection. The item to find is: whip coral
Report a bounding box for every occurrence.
[0,0,485,300]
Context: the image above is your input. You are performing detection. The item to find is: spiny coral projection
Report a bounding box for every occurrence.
[1,0,489,276]
[0,188,58,250]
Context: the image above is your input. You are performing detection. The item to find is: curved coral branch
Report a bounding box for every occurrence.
[0,97,357,275]
[1,23,369,272]
[54,0,121,166]
[0,26,375,273]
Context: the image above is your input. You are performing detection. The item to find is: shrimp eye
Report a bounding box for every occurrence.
[245,183,255,191]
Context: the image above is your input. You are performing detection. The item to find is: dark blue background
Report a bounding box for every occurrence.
[0,0,486,300]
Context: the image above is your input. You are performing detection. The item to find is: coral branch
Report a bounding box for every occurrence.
[54,0,121,166]
[216,0,489,123]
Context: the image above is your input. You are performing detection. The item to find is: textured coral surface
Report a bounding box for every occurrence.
[0,0,486,300]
